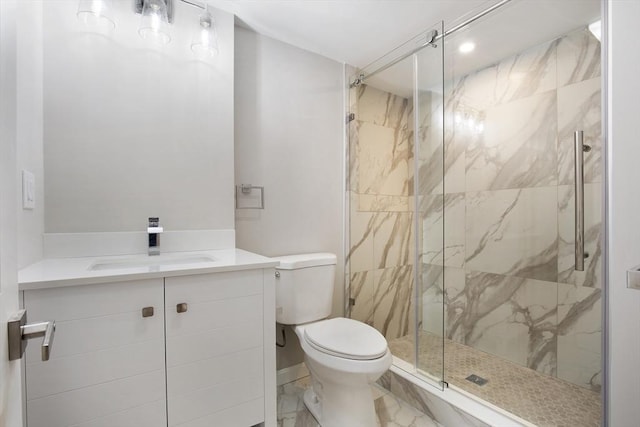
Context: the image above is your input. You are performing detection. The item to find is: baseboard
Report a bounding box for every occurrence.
[277,363,309,386]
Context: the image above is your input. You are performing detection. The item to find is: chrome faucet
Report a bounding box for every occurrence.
[147,217,163,256]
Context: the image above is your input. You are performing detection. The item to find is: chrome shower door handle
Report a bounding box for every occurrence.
[574,130,591,271]
[8,309,56,362]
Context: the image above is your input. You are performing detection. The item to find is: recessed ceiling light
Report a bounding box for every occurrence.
[459,42,475,54]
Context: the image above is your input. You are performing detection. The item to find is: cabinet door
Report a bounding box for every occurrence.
[165,270,265,427]
[24,279,166,427]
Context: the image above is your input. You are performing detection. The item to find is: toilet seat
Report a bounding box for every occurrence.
[303,317,388,360]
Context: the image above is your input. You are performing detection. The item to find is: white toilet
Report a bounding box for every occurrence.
[273,253,392,427]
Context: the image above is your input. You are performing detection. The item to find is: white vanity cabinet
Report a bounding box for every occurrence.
[165,270,272,426]
[23,279,167,427]
[22,267,276,427]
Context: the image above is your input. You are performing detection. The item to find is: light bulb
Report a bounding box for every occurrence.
[138,0,171,45]
[191,9,219,58]
[77,0,116,29]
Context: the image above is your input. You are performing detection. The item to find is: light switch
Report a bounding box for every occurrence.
[22,170,35,210]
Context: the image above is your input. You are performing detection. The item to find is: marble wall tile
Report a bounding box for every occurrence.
[557,77,602,185]
[419,264,447,337]
[350,270,374,326]
[466,90,558,192]
[557,28,601,88]
[388,371,490,427]
[445,39,557,112]
[447,271,558,375]
[490,39,558,105]
[418,90,464,195]
[557,184,602,288]
[407,113,415,198]
[373,265,414,340]
[357,84,410,130]
[421,193,465,268]
[557,284,602,392]
[348,208,374,273]
[359,194,411,212]
[348,118,359,192]
[373,212,414,269]
[344,273,352,318]
[358,121,411,196]
[466,187,559,283]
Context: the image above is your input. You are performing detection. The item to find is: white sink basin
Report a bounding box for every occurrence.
[89,254,217,271]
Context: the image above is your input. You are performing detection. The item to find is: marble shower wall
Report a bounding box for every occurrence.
[347,83,416,342]
[420,27,602,391]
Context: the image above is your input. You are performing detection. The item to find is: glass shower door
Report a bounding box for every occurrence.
[346,21,446,390]
[432,1,603,423]
[413,21,446,388]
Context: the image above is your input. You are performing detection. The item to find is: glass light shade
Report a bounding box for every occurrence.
[190,10,219,58]
[77,0,116,29]
[138,0,171,45]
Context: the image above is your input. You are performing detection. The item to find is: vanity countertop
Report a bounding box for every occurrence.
[19,249,279,291]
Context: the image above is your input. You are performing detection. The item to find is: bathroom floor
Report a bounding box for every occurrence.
[388,332,601,427]
[277,376,441,427]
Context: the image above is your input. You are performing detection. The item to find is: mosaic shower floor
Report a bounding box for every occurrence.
[388,332,601,427]
[277,376,440,427]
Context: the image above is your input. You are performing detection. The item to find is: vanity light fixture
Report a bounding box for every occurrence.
[138,0,172,44]
[190,5,219,58]
[77,0,116,29]
[77,0,219,57]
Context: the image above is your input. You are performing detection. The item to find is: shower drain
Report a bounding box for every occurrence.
[466,374,488,386]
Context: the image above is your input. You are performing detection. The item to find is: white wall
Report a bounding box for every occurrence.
[607,1,640,425]
[17,0,44,269]
[0,0,24,425]
[43,0,235,233]
[234,27,345,369]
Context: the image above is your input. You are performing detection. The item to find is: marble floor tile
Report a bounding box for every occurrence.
[277,376,440,427]
[388,332,601,427]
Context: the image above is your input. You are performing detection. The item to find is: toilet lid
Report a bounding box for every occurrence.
[303,317,388,360]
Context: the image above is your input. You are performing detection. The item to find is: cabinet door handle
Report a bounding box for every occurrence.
[141,307,154,318]
[176,303,188,313]
[8,309,56,362]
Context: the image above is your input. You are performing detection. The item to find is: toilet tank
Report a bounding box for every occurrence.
[272,253,336,325]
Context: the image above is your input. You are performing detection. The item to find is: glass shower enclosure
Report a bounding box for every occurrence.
[346,1,603,425]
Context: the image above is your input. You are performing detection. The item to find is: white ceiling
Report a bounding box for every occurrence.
[207,0,600,72]
[366,0,601,96]
[207,0,493,67]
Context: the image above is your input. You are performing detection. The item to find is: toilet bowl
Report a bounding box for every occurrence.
[273,253,392,427]
[294,318,392,427]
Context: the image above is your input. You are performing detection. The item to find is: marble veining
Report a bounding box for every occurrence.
[465,187,559,283]
[556,28,601,87]
[421,193,465,268]
[348,83,415,342]
[557,77,602,185]
[557,184,603,288]
[373,265,415,339]
[446,270,557,374]
[466,91,558,192]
